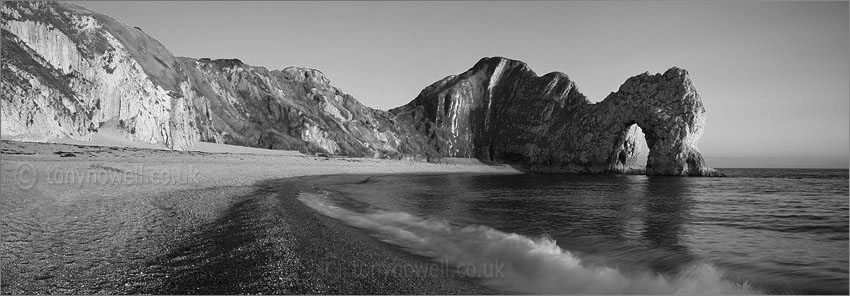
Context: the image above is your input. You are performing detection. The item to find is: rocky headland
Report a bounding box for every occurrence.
[392,58,718,176]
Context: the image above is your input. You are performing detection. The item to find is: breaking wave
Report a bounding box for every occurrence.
[298,192,758,295]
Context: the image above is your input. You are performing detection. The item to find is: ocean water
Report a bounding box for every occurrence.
[300,169,849,294]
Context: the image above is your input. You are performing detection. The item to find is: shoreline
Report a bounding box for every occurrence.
[120,175,500,294]
[269,175,498,293]
[1,140,519,294]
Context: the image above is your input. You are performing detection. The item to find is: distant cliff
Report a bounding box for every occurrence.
[1,1,718,175]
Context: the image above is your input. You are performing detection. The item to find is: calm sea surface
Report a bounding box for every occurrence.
[307,168,849,294]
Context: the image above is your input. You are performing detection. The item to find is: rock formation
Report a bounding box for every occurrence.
[1,1,719,176]
[391,58,719,176]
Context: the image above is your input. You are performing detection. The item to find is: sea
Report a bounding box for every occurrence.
[300,168,849,294]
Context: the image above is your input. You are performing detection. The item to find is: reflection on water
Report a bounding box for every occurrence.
[324,170,849,294]
[643,177,690,252]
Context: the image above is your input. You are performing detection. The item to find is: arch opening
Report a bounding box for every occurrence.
[613,123,651,174]
[631,124,649,170]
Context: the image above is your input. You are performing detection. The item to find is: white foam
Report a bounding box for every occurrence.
[298,192,758,295]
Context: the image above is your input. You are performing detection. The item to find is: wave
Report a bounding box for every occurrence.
[298,192,758,295]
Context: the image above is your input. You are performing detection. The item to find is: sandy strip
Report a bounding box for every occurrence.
[0,140,520,294]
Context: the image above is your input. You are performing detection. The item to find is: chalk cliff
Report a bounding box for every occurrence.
[1,2,718,175]
[1,1,433,158]
[2,1,198,149]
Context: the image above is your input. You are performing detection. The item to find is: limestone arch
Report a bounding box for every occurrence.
[605,68,714,176]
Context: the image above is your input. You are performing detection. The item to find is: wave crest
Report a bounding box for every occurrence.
[298,192,757,295]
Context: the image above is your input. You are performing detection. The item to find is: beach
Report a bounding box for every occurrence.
[5,140,847,294]
[0,140,519,294]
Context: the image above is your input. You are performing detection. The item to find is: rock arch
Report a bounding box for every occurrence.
[603,68,716,176]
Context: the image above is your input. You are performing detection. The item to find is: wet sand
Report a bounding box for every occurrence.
[0,140,519,294]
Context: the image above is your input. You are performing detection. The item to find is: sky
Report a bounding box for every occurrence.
[78,1,849,168]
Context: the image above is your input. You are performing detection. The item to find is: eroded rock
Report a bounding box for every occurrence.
[392,57,719,176]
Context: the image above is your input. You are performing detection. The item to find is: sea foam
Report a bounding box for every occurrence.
[298,192,757,295]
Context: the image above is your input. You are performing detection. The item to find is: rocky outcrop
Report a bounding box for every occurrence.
[1,2,719,175]
[595,67,716,176]
[391,57,719,176]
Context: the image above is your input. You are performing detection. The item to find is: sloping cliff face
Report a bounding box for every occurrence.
[391,57,718,176]
[176,57,433,157]
[1,2,432,158]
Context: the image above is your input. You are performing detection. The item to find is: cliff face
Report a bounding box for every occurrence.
[176,57,433,157]
[1,2,432,158]
[1,1,198,149]
[1,2,718,175]
[392,57,718,176]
